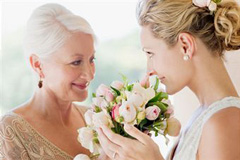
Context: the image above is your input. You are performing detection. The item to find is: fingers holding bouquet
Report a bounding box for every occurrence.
[75,74,181,160]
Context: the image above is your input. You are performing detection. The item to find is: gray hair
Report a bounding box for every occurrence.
[24,3,96,58]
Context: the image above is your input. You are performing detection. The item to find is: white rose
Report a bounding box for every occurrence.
[132,83,155,102]
[92,97,108,109]
[77,127,94,152]
[127,91,145,109]
[208,1,217,11]
[74,154,91,160]
[92,111,113,128]
[145,105,161,121]
[119,100,137,123]
[84,110,94,126]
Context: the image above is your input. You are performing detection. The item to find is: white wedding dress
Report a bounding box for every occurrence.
[166,96,240,160]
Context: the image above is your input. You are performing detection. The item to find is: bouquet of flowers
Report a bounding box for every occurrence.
[74,74,181,160]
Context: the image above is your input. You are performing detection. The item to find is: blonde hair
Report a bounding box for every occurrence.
[24,3,96,58]
[137,0,240,56]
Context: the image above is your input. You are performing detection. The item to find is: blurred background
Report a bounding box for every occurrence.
[1,0,240,158]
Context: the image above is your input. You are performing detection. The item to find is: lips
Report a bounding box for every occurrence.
[72,82,89,90]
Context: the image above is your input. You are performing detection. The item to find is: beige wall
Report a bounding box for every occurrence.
[173,50,240,126]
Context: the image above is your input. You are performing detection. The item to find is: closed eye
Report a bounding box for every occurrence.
[146,51,154,58]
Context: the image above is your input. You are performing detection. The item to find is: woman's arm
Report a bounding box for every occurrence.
[96,124,164,160]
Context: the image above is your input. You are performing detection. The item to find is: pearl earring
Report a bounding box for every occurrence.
[183,55,190,61]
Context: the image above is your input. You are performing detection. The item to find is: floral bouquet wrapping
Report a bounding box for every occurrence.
[74,75,181,160]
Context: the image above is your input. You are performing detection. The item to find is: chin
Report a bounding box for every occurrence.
[165,86,181,95]
[73,90,88,102]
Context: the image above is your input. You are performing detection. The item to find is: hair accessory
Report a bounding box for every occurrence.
[193,0,222,12]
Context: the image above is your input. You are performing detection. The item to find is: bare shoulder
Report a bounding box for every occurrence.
[0,106,27,132]
[1,102,29,124]
[198,107,240,160]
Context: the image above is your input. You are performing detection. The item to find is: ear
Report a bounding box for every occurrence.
[178,33,196,59]
[29,54,45,78]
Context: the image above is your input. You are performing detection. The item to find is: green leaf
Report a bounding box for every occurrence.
[213,0,221,3]
[111,86,121,96]
[159,92,168,100]
[147,92,168,104]
[154,77,159,91]
[92,93,96,98]
[148,102,167,112]
[120,73,128,86]
[95,106,102,113]
[148,92,161,103]
[139,119,148,131]
[127,84,134,91]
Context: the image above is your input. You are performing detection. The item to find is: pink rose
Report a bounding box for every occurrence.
[165,107,174,117]
[96,84,110,97]
[145,105,161,121]
[105,91,114,102]
[162,99,174,117]
[192,0,211,7]
[111,104,120,120]
[111,81,124,90]
[140,74,150,88]
[166,117,181,137]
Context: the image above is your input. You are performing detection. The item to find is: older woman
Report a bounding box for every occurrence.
[0,3,98,160]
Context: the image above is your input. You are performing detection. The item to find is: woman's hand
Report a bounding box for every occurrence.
[97,149,112,160]
[96,124,164,160]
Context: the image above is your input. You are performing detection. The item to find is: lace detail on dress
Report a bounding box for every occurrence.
[166,96,240,160]
[0,106,88,160]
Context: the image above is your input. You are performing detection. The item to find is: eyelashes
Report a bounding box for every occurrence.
[146,51,154,58]
[71,57,96,66]
[71,60,82,66]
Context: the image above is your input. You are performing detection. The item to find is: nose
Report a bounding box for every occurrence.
[79,63,95,81]
[147,59,157,76]
[147,70,157,76]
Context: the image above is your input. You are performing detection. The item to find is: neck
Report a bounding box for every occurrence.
[27,88,74,125]
[188,56,239,107]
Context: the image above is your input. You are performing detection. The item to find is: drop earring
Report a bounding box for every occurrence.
[183,55,190,61]
[38,79,43,88]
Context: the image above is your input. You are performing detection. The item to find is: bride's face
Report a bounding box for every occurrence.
[140,26,194,95]
[40,32,95,102]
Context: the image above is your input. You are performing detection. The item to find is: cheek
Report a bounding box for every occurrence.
[44,65,78,86]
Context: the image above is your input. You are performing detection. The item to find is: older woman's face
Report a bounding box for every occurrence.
[41,32,95,102]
